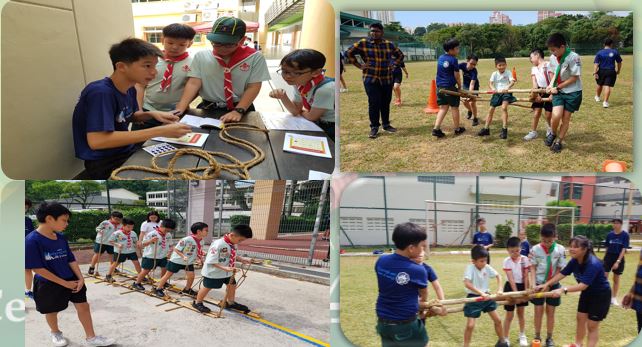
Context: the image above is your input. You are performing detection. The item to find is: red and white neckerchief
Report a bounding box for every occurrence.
[297,73,325,110]
[212,46,257,110]
[110,220,119,229]
[121,229,132,249]
[223,234,236,267]
[154,227,167,250]
[159,52,190,93]
[191,235,203,258]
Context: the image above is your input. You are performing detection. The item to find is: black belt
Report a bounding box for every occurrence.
[201,100,231,110]
[377,316,416,325]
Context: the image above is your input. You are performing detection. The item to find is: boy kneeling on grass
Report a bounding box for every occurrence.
[25,203,115,346]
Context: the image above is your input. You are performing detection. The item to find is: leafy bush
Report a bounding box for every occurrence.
[525,224,541,245]
[621,47,633,54]
[62,208,166,242]
[573,223,613,245]
[546,200,577,224]
[494,220,514,248]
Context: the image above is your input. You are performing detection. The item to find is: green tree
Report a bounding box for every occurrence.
[546,200,578,225]
[28,180,68,202]
[61,181,103,209]
[384,21,405,33]
[413,26,427,36]
[426,23,447,33]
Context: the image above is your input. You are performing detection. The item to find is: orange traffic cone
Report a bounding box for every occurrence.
[512,67,517,82]
[424,79,440,114]
[531,339,541,347]
[602,160,627,172]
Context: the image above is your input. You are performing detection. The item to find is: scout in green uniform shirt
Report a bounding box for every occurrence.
[154,222,208,297]
[192,225,253,314]
[88,211,123,275]
[545,32,583,153]
[132,219,177,291]
[105,218,141,282]
[175,17,270,123]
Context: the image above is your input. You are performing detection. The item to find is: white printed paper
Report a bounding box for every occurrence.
[180,114,222,129]
[260,112,323,132]
[282,133,332,158]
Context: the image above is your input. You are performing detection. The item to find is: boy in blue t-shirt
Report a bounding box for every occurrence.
[459,55,480,126]
[593,38,623,108]
[25,198,35,299]
[519,230,530,256]
[72,38,191,179]
[25,203,115,346]
[432,38,465,138]
[472,218,494,264]
[603,218,629,306]
[375,222,429,347]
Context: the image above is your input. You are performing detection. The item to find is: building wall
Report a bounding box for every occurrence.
[2,0,135,178]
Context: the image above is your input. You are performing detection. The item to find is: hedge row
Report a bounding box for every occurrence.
[229,214,329,233]
[523,223,612,246]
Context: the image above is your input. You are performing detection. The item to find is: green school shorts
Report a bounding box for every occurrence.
[489,93,516,107]
[113,252,138,263]
[552,90,582,113]
[463,294,497,318]
[166,260,194,273]
[203,276,231,289]
[376,317,429,347]
[437,86,460,107]
[141,257,167,270]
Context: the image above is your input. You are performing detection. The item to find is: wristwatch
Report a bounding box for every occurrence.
[563,287,568,295]
[234,107,247,115]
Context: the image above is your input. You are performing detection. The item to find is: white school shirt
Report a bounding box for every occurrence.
[143,56,194,111]
[464,263,498,294]
[292,81,336,122]
[502,255,530,284]
[108,230,138,254]
[531,62,551,88]
[95,220,122,245]
[548,51,582,93]
[139,221,159,239]
[489,70,514,91]
[201,238,234,279]
[141,229,172,259]
[169,236,203,266]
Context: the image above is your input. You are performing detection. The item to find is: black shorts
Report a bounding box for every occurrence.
[531,93,553,113]
[93,243,114,255]
[33,276,87,314]
[578,289,611,321]
[603,252,625,275]
[393,71,403,84]
[166,260,194,273]
[531,283,561,306]
[437,86,460,107]
[596,69,617,87]
[83,150,135,180]
[113,252,138,263]
[503,282,528,311]
[141,257,167,270]
[203,276,232,289]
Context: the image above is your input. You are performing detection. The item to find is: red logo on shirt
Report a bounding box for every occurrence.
[239,62,250,72]
[182,65,191,72]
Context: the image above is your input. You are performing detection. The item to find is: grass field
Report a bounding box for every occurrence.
[339,56,633,172]
[340,251,640,347]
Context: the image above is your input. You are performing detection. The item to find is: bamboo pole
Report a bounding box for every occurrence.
[420,290,559,309]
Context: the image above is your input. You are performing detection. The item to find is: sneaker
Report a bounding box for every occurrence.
[467,110,473,119]
[500,128,508,139]
[495,340,509,347]
[603,101,609,108]
[546,127,553,138]
[181,288,198,296]
[524,130,538,141]
[432,128,446,138]
[163,282,171,289]
[454,127,466,135]
[594,95,601,102]
[369,128,378,139]
[25,290,34,299]
[519,334,528,347]
[86,335,115,346]
[154,288,165,297]
[383,125,397,133]
[132,283,145,291]
[477,127,490,136]
[545,337,555,347]
[550,141,563,153]
[113,268,121,274]
[472,117,479,126]
[544,133,556,147]
[226,301,251,313]
[105,275,114,283]
[51,331,68,347]
[611,297,620,306]
[192,301,211,313]
[88,267,95,275]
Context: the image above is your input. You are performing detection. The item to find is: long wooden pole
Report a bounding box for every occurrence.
[420,290,559,309]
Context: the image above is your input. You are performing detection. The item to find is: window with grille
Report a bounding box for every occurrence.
[417,176,455,184]
[340,217,363,234]
[144,27,164,43]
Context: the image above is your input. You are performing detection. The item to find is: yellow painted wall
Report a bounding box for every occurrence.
[1,0,135,179]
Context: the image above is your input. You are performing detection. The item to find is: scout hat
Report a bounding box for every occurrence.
[206,17,246,44]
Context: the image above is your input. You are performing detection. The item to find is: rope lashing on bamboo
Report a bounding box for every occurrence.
[110,123,268,180]
[439,89,551,109]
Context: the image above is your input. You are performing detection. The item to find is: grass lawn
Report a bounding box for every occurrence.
[340,251,640,347]
[339,56,633,172]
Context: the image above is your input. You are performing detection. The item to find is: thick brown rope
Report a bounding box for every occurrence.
[110,123,268,180]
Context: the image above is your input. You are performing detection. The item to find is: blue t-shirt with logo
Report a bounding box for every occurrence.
[458,62,479,89]
[560,254,611,295]
[520,240,530,256]
[72,77,138,161]
[436,54,459,88]
[25,231,77,282]
[605,230,630,255]
[594,48,622,70]
[375,253,427,320]
[473,232,493,246]
[422,263,438,282]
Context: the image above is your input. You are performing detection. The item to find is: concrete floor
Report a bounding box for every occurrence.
[25,264,329,347]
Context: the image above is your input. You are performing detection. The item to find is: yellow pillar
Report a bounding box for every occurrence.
[300,0,335,78]
[249,180,286,240]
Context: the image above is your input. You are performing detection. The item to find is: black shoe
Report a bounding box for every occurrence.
[192,301,211,313]
[226,301,250,313]
[383,125,397,133]
[163,283,170,289]
[495,340,509,347]
[88,267,95,275]
[545,337,555,347]
[551,141,563,153]
[499,128,508,139]
[181,288,198,296]
[544,133,556,147]
[132,283,145,291]
[431,128,446,138]
[113,268,121,274]
[467,110,473,119]
[154,288,165,297]
[369,128,378,139]
[454,127,466,135]
[472,117,479,126]
[477,128,490,136]
[105,275,114,283]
